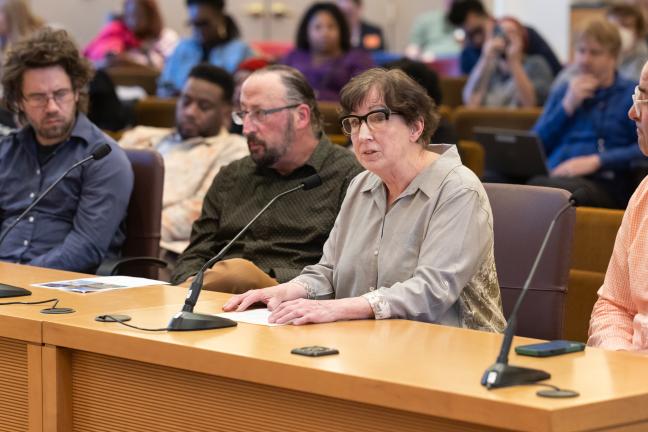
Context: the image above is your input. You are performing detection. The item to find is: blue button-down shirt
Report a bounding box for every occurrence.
[0,113,133,272]
[533,73,645,172]
[157,37,253,97]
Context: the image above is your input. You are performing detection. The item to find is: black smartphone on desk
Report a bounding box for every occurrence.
[515,340,586,357]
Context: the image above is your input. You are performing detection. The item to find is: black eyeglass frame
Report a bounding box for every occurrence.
[339,108,401,136]
[232,103,301,125]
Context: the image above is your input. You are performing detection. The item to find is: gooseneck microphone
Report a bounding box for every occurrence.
[167,174,323,331]
[0,143,112,248]
[0,144,112,299]
[481,188,586,389]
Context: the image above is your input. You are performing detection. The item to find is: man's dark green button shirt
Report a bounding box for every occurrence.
[171,137,362,284]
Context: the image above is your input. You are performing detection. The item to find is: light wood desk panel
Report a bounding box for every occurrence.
[0,262,187,432]
[4,263,648,431]
[43,297,648,432]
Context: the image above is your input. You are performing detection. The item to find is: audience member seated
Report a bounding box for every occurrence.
[0,29,133,272]
[588,59,648,352]
[553,4,648,90]
[119,64,248,254]
[171,65,362,292]
[280,2,374,102]
[531,20,645,209]
[83,0,178,71]
[158,0,252,97]
[223,68,506,330]
[383,57,456,144]
[335,0,385,52]
[462,17,552,107]
[446,0,561,77]
[405,2,460,62]
[0,0,44,82]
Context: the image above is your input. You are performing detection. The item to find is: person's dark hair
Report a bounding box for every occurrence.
[185,0,240,40]
[607,4,646,37]
[2,28,94,122]
[186,0,224,11]
[447,0,487,27]
[188,63,235,102]
[383,58,442,105]
[251,64,323,135]
[125,0,164,39]
[339,68,440,146]
[296,2,351,52]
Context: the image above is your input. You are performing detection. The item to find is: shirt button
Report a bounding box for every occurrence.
[36,169,41,175]
[373,249,379,256]
[23,240,29,246]
[28,216,34,223]
[29,192,35,199]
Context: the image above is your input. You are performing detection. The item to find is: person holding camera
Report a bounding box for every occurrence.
[462,17,553,108]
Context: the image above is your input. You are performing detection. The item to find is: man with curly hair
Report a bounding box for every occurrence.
[0,28,133,272]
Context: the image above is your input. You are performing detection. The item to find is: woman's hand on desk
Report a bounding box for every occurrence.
[268,297,374,325]
[222,282,307,312]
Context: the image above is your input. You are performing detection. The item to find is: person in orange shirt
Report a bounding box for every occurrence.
[588,60,648,351]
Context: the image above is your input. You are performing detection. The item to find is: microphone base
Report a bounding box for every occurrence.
[167,311,237,331]
[0,284,31,298]
[481,362,550,389]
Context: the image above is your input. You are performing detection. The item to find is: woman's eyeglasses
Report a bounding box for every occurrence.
[340,108,401,136]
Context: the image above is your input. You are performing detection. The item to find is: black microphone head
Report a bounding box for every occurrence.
[92,144,112,160]
[569,188,588,206]
[301,174,322,190]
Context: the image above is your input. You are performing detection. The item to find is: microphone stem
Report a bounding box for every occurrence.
[182,183,306,313]
[199,183,306,273]
[0,155,92,247]
[495,200,574,365]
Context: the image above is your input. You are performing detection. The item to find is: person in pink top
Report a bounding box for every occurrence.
[588,60,648,351]
[84,0,178,71]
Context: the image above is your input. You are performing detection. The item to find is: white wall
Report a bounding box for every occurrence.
[493,0,570,63]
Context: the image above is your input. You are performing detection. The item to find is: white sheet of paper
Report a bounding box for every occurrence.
[31,276,168,293]
[216,308,284,327]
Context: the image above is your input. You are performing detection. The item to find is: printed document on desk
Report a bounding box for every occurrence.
[216,308,284,326]
[31,276,168,293]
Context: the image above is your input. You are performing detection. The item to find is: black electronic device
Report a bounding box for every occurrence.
[166,174,323,331]
[515,340,586,357]
[291,346,339,357]
[0,283,31,298]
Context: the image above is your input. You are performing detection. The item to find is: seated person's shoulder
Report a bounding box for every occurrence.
[322,141,362,171]
[118,126,173,149]
[630,176,648,209]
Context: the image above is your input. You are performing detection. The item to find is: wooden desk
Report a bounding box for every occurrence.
[3,263,648,431]
[0,263,187,432]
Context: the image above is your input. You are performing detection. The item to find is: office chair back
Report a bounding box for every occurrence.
[484,183,576,339]
[453,106,542,141]
[122,149,165,278]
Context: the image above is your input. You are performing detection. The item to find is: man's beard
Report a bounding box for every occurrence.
[247,119,294,168]
[35,114,75,143]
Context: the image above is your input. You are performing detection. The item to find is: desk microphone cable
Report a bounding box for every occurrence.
[97,314,167,332]
[0,298,74,314]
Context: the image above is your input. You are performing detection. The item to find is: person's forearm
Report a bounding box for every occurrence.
[463,56,496,106]
[334,296,374,321]
[509,60,537,107]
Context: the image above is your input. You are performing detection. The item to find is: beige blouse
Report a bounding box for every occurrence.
[293,144,506,332]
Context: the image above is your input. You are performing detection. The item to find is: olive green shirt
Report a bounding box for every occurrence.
[171,137,362,284]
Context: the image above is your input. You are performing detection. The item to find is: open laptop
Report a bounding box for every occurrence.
[473,127,549,179]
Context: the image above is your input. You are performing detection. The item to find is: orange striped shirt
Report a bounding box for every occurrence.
[589,176,648,351]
